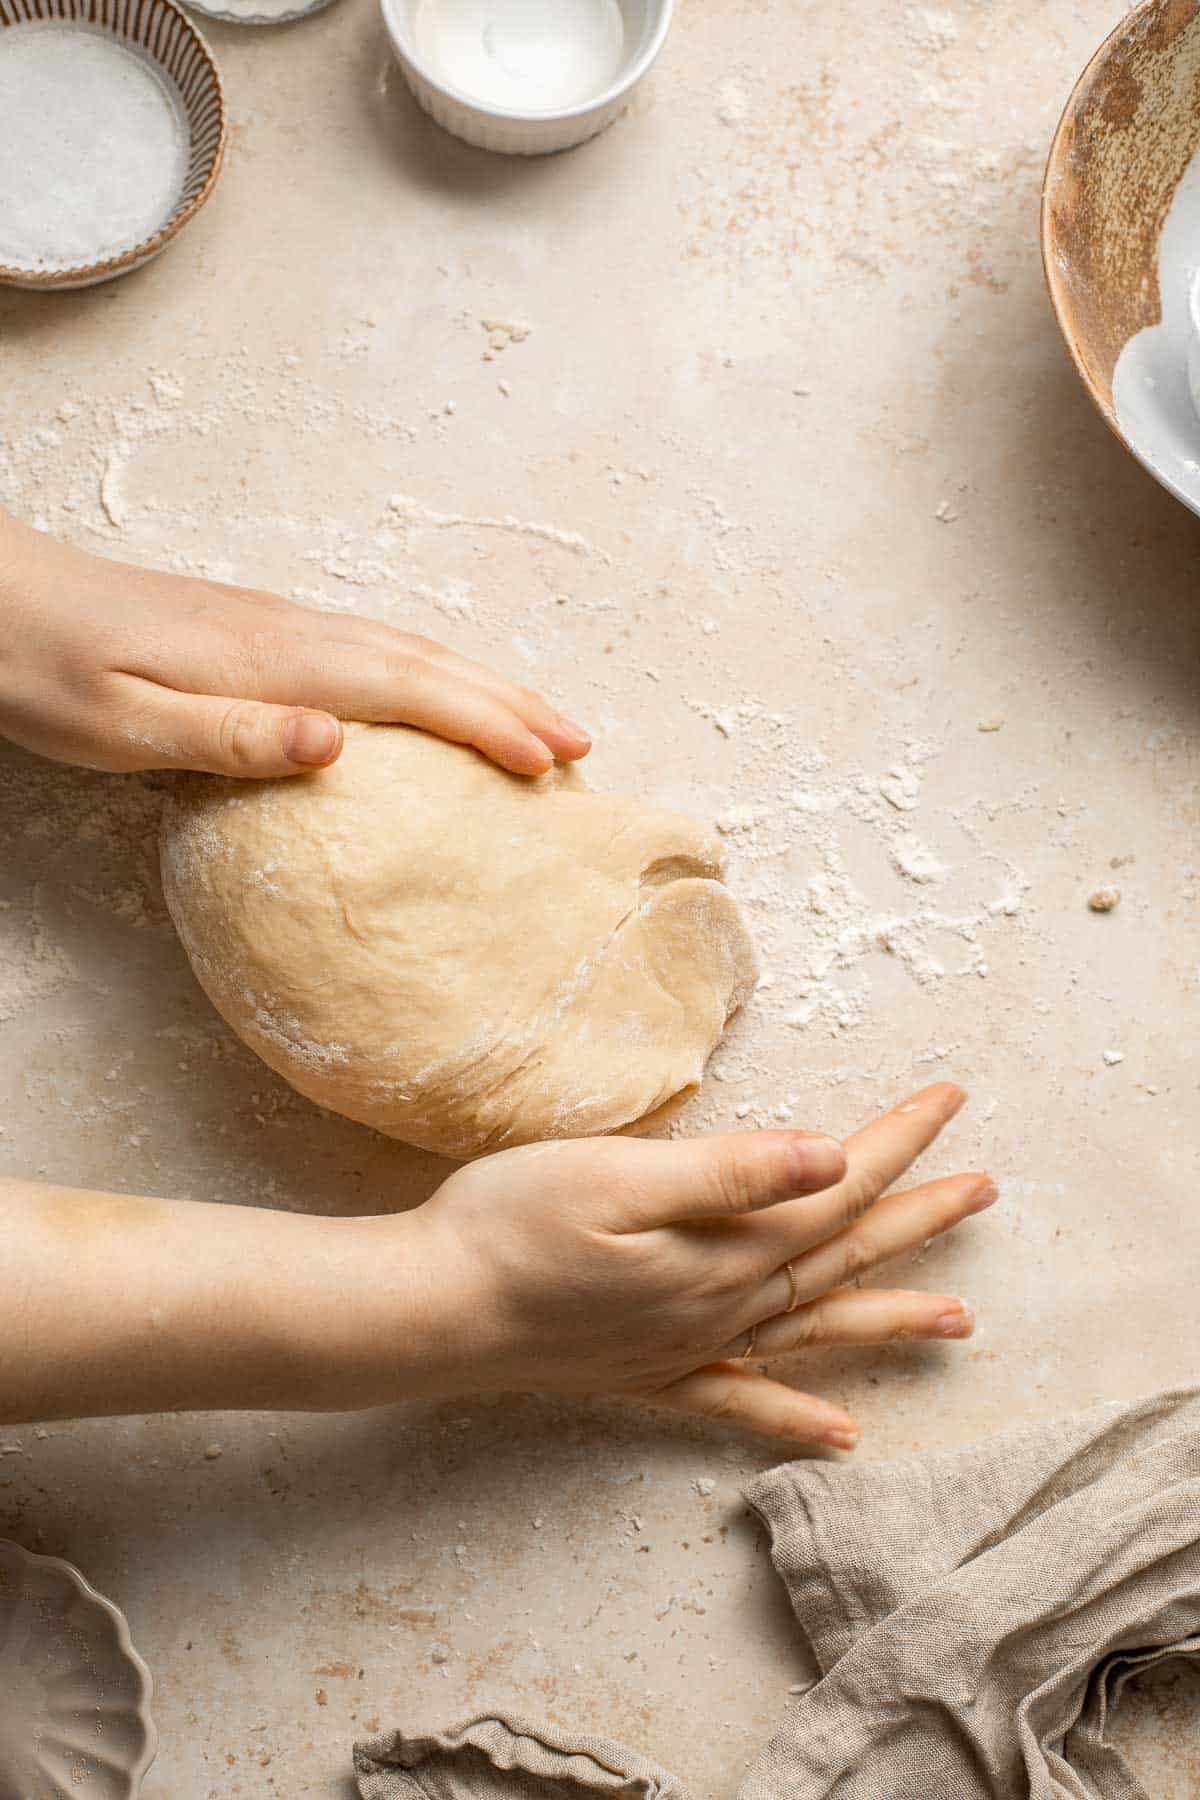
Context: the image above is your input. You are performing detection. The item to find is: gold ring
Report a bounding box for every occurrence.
[740,1322,758,1360]
[784,1260,801,1313]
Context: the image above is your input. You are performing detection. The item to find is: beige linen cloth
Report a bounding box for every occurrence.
[354,1388,1200,1800]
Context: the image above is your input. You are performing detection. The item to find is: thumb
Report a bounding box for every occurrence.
[148,690,344,777]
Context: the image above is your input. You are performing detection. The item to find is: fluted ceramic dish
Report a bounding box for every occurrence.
[381,0,673,155]
[1042,0,1200,518]
[0,0,225,289]
[0,1539,156,1798]
[181,0,338,31]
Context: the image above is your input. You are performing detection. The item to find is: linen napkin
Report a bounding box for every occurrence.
[354,1387,1200,1800]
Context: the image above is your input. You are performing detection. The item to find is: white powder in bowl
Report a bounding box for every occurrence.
[0,23,188,271]
[413,0,626,111]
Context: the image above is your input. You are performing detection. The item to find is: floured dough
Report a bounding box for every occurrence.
[160,723,758,1159]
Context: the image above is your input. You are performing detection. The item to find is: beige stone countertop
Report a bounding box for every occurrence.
[1,0,1198,1792]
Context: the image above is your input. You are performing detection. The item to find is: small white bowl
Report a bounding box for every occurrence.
[381,0,672,155]
[183,0,340,28]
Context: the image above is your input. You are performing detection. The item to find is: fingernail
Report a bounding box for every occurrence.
[896,1083,965,1120]
[967,1178,999,1215]
[935,1303,975,1338]
[556,713,591,745]
[283,711,340,767]
[787,1133,846,1187]
[824,1426,860,1450]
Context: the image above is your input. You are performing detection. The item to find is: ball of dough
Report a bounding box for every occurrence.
[160,723,757,1159]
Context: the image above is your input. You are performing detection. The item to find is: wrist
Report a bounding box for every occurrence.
[273,1209,475,1411]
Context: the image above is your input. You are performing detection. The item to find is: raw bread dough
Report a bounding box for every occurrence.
[160,723,757,1159]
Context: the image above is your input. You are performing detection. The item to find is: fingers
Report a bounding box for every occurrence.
[742,1286,975,1362]
[779,1171,996,1308]
[327,657,563,776]
[602,1131,847,1233]
[277,612,593,764]
[840,1082,967,1209]
[756,1082,968,1259]
[653,1362,860,1448]
[122,592,590,774]
[114,676,344,778]
[279,626,586,772]
[412,640,591,762]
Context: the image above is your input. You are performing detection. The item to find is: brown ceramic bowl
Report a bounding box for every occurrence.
[1042,0,1200,508]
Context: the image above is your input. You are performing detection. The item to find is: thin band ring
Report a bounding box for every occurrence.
[783,1260,801,1313]
[739,1322,758,1360]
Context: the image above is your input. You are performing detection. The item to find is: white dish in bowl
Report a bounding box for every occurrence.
[0,1538,157,1797]
[182,0,340,30]
[381,0,672,154]
[1186,264,1200,429]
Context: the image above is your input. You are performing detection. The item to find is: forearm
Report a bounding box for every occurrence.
[0,1178,444,1423]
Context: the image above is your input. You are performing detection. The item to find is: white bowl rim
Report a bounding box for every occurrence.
[1188,264,1200,338]
[380,0,674,126]
[0,1536,158,1791]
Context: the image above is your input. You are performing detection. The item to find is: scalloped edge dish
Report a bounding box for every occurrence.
[180,0,339,28]
[0,1538,157,1797]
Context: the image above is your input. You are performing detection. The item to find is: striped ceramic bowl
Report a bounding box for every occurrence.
[0,0,225,289]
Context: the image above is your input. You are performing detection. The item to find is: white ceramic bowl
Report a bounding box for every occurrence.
[0,1538,157,1797]
[381,0,672,155]
[183,0,340,29]
[1186,265,1200,429]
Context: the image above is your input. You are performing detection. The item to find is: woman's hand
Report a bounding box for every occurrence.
[0,507,589,779]
[403,1081,994,1445]
[0,1084,991,1440]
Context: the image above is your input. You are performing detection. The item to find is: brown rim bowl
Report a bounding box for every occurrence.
[0,0,226,290]
[1042,0,1200,471]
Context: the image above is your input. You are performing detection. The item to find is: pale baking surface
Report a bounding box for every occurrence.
[0,0,1198,1792]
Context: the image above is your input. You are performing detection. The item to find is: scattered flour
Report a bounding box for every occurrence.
[879,765,921,811]
[715,80,749,127]
[0,752,170,1030]
[907,8,959,54]
[0,892,74,1023]
[100,443,130,529]
[892,832,947,885]
[684,717,1027,1074]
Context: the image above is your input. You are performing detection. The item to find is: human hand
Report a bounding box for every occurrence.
[0,508,589,779]
[0,1085,988,1432]
[406,1082,994,1445]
